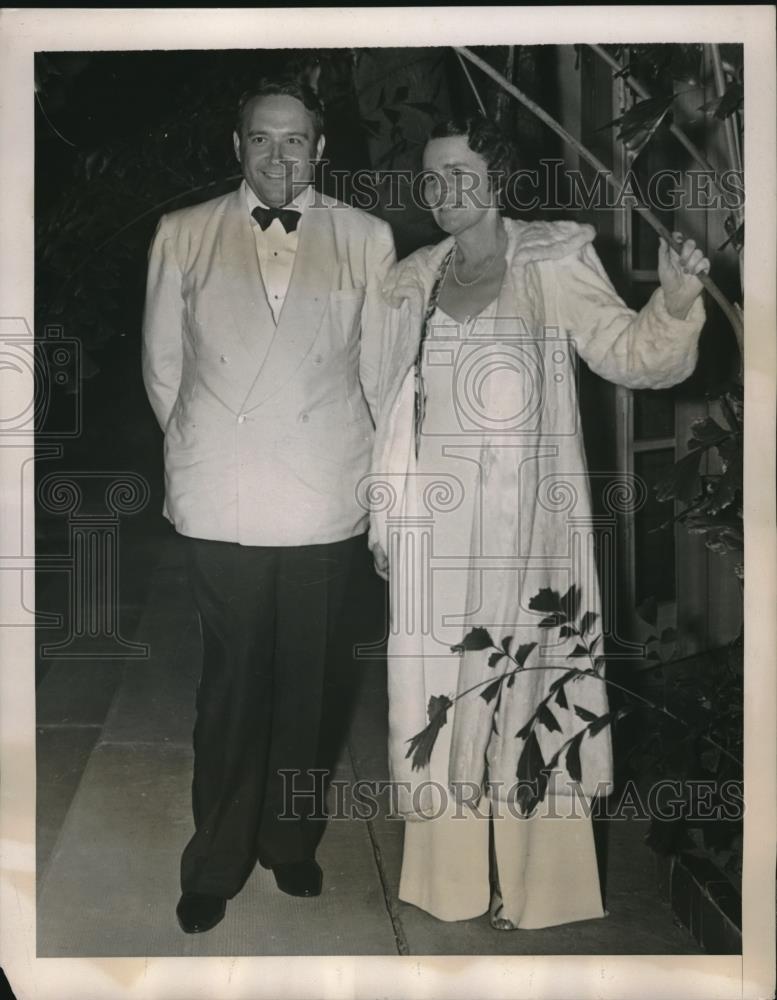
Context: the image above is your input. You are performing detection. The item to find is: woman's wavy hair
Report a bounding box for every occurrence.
[429,114,519,204]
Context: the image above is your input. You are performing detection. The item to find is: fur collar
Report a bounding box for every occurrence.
[381,217,597,307]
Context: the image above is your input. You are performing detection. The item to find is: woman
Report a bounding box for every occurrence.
[367,115,709,930]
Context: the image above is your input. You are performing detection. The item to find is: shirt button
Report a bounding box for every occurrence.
[220,354,228,364]
[237,414,246,424]
[300,413,309,423]
[312,354,323,365]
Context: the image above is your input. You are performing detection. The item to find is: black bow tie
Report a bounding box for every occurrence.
[251,205,301,234]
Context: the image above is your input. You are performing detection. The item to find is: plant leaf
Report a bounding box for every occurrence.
[513,641,537,668]
[538,613,566,628]
[562,584,580,621]
[654,449,704,504]
[451,627,493,653]
[555,684,569,710]
[480,677,503,704]
[537,703,563,733]
[588,712,613,738]
[689,416,730,450]
[699,82,743,120]
[528,587,562,614]
[515,730,548,814]
[567,643,589,659]
[600,95,674,158]
[404,694,452,770]
[579,611,598,635]
[565,734,584,783]
[488,651,505,668]
[718,219,744,253]
[574,704,598,723]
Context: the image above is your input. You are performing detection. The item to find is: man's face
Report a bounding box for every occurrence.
[233,94,325,208]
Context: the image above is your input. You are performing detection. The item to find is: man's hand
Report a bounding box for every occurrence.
[658,232,711,320]
[371,541,389,581]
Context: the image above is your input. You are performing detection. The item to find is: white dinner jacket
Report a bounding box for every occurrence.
[142,185,396,546]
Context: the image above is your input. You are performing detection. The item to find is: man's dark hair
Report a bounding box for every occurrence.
[429,114,519,196]
[235,77,325,140]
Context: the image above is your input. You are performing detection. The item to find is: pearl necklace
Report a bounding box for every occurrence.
[451,243,503,287]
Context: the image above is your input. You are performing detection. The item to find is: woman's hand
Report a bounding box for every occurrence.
[371,541,389,581]
[658,232,711,320]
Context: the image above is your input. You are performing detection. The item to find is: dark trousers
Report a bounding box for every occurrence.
[179,531,362,898]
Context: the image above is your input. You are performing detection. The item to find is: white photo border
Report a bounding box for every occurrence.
[1,7,774,999]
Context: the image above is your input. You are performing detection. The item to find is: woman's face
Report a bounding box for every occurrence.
[421,134,497,235]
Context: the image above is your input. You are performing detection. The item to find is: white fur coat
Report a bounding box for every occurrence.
[368,217,705,816]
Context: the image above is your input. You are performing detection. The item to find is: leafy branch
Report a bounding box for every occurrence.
[453,45,744,352]
[405,584,742,817]
[653,382,743,580]
[589,43,744,300]
[588,44,728,190]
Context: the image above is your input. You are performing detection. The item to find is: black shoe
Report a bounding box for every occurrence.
[176,892,227,934]
[270,860,322,897]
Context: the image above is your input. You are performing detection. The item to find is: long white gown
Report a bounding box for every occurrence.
[392,301,607,928]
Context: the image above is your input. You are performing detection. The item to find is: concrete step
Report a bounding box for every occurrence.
[37,742,397,956]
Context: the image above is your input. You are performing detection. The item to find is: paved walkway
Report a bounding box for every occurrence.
[36,527,701,957]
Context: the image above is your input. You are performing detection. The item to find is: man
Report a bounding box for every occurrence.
[142,77,396,934]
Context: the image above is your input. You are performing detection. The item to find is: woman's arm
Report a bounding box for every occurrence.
[549,236,708,390]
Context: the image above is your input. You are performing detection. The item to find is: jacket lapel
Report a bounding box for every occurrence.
[241,201,333,411]
[216,188,277,368]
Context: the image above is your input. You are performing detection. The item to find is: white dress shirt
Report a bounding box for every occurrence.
[244,180,315,324]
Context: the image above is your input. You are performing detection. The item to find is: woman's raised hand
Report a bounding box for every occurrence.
[658,231,711,321]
